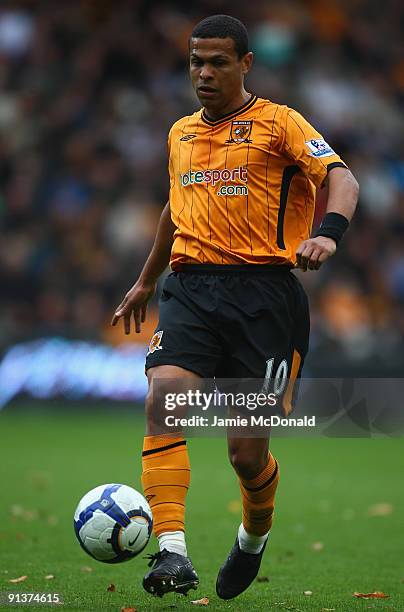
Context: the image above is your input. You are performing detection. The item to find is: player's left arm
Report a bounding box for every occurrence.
[281,108,359,271]
[296,166,359,271]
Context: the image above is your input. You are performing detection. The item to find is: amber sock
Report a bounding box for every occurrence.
[238,453,279,541]
[141,434,190,540]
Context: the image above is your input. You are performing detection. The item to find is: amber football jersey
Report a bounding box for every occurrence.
[168,94,346,267]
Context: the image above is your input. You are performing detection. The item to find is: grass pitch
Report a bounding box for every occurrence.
[0,406,403,611]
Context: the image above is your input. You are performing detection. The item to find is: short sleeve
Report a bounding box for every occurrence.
[167,127,173,156]
[167,126,176,190]
[282,109,347,187]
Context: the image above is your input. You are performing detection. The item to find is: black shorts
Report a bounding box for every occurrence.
[145,265,309,401]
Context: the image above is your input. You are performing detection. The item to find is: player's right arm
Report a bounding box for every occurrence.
[111,201,175,334]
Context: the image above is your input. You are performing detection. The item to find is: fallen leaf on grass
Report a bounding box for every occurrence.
[353,591,389,599]
[320,608,336,611]
[45,574,55,580]
[10,505,39,522]
[311,541,324,551]
[121,608,136,612]
[367,503,393,517]
[8,575,27,583]
[227,500,241,514]
[257,575,269,582]
[15,533,26,540]
[191,598,209,605]
[303,590,312,595]
[80,566,93,573]
[29,470,51,490]
[10,505,24,517]
[107,583,116,592]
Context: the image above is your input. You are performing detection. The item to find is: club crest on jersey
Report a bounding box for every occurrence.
[147,330,163,355]
[226,120,253,144]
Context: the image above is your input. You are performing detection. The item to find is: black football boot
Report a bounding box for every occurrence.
[143,549,199,597]
[216,537,267,599]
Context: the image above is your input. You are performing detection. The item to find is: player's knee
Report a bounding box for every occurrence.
[228,448,267,480]
[144,381,170,431]
[144,387,156,426]
[144,371,188,434]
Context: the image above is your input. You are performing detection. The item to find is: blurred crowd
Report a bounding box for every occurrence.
[1,0,404,375]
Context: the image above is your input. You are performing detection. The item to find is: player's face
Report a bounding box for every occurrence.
[189,37,252,115]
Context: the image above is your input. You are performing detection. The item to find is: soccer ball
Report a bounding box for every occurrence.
[74,484,153,563]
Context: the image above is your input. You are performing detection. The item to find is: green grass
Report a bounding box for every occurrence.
[0,407,403,611]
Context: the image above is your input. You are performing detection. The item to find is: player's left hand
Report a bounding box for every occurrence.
[295,236,336,271]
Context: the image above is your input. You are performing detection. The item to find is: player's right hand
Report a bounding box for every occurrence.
[111,281,156,334]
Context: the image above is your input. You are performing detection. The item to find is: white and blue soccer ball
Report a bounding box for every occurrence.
[74,484,153,563]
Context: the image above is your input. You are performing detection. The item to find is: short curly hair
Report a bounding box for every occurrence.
[191,15,249,59]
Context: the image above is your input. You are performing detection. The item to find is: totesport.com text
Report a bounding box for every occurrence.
[180,166,248,187]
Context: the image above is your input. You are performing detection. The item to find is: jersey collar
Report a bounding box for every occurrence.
[201,94,257,126]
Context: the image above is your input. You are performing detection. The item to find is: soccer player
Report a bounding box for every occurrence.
[112,15,359,600]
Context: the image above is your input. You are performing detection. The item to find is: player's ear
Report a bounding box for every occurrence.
[241,51,253,75]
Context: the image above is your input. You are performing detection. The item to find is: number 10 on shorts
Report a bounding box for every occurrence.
[262,358,288,396]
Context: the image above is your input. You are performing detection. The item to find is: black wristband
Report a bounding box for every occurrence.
[314,212,349,246]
